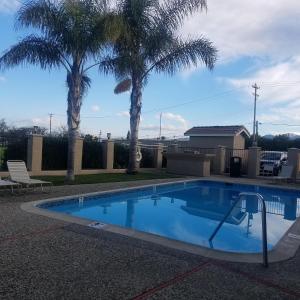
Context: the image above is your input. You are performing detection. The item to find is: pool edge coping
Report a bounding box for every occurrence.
[20,178,300,264]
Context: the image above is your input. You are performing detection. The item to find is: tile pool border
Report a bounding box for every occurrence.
[21,178,300,264]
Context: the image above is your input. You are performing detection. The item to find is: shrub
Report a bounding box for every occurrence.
[140,148,154,168]
[42,137,68,170]
[0,137,28,170]
[82,140,103,169]
[162,152,167,168]
[114,143,129,169]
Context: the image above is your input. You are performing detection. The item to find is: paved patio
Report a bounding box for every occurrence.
[1,178,300,299]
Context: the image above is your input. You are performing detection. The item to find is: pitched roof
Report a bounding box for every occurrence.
[184,126,250,137]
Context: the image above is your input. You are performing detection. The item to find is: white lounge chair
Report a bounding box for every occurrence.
[272,165,294,183]
[7,160,52,192]
[0,176,20,194]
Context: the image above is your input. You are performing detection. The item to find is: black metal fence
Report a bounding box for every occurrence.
[0,136,28,171]
[114,142,158,169]
[225,149,249,174]
[140,147,155,168]
[42,137,68,170]
[82,140,103,169]
[114,143,129,169]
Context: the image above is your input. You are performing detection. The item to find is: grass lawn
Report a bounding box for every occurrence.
[33,172,180,186]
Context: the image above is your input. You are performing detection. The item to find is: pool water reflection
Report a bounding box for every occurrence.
[43,181,300,253]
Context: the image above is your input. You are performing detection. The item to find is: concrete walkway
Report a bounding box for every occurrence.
[1,178,300,299]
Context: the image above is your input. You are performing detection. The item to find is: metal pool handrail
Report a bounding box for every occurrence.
[209,192,268,268]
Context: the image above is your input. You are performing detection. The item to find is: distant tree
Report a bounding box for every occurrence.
[126,130,131,140]
[102,0,217,173]
[8,126,47,138]
[0,119,8,134]
[84,134,98,142]
[0,0,119,182]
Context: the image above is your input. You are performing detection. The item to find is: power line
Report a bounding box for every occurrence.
[49,87,247,120]
[142,88,244,115]
[260,122,300,127]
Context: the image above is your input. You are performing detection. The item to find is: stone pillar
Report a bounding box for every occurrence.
[247,147,261,179]
[154,144,163,169]
[102,140,114,170]
[214,146,226,175]
[27,134,43,174]
[287,148,300,180]
[74,137,84,174]
[167,144,178,153]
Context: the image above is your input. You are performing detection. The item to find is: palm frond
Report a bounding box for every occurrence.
[157,0,207,31]
[148,37,217,77]
[99,55,131,79]
[81,74,92,96]
[0,35,62,71]
[17,0,65,35]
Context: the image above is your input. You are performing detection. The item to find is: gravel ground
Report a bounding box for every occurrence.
[0,178,300,299]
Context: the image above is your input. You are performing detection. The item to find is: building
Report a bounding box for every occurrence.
[184,125,250,149]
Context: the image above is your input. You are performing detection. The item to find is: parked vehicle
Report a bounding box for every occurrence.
[260,151,287,176]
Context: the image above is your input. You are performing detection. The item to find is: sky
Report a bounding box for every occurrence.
[1,0,300,138]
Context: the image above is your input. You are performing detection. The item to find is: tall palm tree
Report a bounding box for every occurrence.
[0,0,118,182]
[101,0,217,174]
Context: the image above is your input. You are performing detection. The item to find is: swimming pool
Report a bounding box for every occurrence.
[38,180,300,254]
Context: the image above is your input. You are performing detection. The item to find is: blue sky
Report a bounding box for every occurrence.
[1,0,300,138]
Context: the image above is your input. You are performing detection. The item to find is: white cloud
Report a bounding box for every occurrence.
[0,0,20,13]
[141,113,189,136]
[227,56,300,106]
[91,105,100,112]
[225,56,300,125]
[29,116,63,130]
[161,112,188,129]
[117,111,130,117]
[180,0,300,76]
[183,0,300,61]
[0,76,6,83]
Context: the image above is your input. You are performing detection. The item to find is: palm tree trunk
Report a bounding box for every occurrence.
[128,76,142,174]
[66,71,82,182]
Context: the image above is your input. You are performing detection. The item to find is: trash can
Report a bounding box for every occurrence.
[230,157,242,177]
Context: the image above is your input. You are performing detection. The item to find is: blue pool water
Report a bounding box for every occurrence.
[41,181,300,253]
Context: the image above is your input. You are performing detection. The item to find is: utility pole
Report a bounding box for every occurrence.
[159,112,162,140]
[49,113,53,135]
[252,83,260,146]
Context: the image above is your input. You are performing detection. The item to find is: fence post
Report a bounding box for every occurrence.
[287,148,300,181]
[102,140,114,170]
[214,146,226,174]
[27,134,43,175]
[247,147,261,178]
[154,143,163,169]
[74,137,84,174]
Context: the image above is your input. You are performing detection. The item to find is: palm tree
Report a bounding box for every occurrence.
[101,0,217,174]
[0,0,118,182]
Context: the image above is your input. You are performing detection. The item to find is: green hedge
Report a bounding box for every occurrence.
[162,152,167,168]
[114,144,155,169]
[42,137,68,170]
[114,143,129,169]
[0,137,28,171]
[82,140,103,169]
[140,148,155,168]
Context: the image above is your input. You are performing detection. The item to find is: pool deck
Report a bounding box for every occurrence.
[1,176,300,299]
